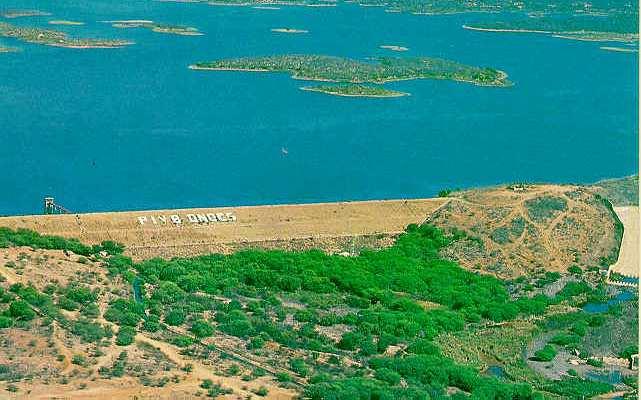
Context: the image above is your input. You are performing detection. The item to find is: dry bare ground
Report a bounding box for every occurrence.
[0,199,447,260]
[609,206,639,279]
[427,184,621,278]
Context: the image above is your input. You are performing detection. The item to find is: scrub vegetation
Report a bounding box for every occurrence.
[0,221,636,398]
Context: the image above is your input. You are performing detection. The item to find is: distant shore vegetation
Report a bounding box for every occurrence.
[0,22,132,49]
[161,0,637,43]
[190,54,512,87]
[463,10,639,43]
[301,83,409,97]
[1,9,51,19]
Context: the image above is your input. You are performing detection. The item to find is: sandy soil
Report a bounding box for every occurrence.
[0,199,447,260]
[609,206,639,278]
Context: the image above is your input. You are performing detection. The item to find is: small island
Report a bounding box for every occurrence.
[380,44,408,52]
[48,20,85,26]
[189,54,511,87]
[108,20,203,36]
[600,46,638,53]
[1,10,51,19]
[301,84,409,97]
[0,45,19,53]
[0,22,133,49]
[271,28,308,34]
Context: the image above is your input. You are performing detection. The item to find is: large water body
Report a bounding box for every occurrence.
[0,0,638,215]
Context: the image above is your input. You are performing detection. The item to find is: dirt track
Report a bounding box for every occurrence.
[0,199,447,260]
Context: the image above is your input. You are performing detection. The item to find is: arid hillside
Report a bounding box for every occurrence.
[0,247,296,400]
[427,184,622,278]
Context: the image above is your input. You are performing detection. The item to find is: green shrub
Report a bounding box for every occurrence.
[289,358,309,377]
[116,326,136,346]
[8,300,35,320]
[587,358,604,368]
[190,319,214,338]
[164,309,186,326]
[71,354,87,366]
[374,368,401,385]
[0,316,13,329]
[567,265,583,275]
[532,345,557,362]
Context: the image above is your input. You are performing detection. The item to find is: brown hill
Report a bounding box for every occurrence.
[427,184,622,279]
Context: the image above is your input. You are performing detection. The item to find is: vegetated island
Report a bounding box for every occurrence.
[300,83,409,97]
[107,20,203,36]
[380,44,408,52]
[1,10,51,19]
[189,55,511,87]
[271,28,308,34]
[0,45,19,53]
[0,22,133,49]
[48,20,85,26]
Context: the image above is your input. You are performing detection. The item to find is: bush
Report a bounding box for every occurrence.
[8,300,35,320]
[116,326,136,346]
[171,335,193,347]
[276,372,292,383]
[374,368,401,385]
[104,299,143,327]
[0,316,13,328]
[587,358,604,368]
[290,358,309,377]
[254,386,269,396]
[190,319,214,338]
[71,319,112,343]
[532,345,557,362]
[567,265,583,275]
[71,354,87,366]
[164,309,186,326]
[619,345,638,360]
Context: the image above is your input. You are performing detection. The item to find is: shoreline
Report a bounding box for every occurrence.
[463,25,639,43]
[462,25,552,34]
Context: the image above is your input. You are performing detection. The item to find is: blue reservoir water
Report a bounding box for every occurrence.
[583,290,636,313]
[0,0,638,215]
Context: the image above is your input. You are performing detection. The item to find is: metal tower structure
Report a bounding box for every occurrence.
[43,197,71,215]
